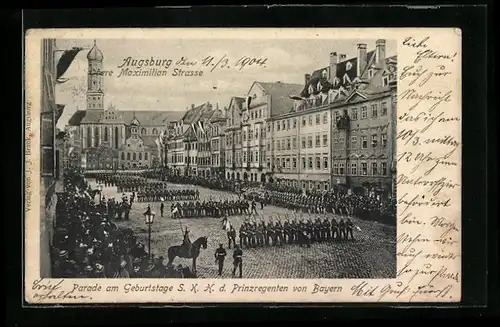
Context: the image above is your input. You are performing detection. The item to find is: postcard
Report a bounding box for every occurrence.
[24,28,461,303]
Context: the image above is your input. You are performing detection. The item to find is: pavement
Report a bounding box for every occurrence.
[89,179,396,279]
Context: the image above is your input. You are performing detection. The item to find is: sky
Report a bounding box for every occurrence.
[55,38,396,129]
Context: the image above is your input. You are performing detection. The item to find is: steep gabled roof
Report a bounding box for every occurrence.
[67,110,185,126]
[182,103,209,124]
[257,82,303,118]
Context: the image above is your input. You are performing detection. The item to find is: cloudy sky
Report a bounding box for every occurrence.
[55,38,395,128]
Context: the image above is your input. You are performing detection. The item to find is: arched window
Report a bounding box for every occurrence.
[139,153,142,160]
[121,152,125,160]
[133,153,136,160]
[104,126,109,142]
[127,153,131,160]
[114,126,119,148]
[86,126,92,148]
[141,128,146,135]
[152,128,158,134]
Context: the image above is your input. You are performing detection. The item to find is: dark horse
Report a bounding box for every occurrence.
[166,236,208,275]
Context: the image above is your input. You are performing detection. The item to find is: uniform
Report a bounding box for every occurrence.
[214,245,227,276]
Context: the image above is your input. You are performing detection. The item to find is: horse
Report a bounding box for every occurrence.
[166,236,208,275]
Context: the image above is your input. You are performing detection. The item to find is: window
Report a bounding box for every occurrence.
[282,121,286,131]
[267,143,271,151]
[301,137,306,149]
[334,111,340,122]
[286,138,291,150]
[243,152,247,162]
[302,117,306,127]
[104,127,109,142]
[372,134,378,148]
[371,104,378,117]
[243,132,246,141]
[322,134,328,147]
[339,135,345,145]
[315,134,321,147]
[307,136,313,148]
[302,157,306,169]
[323,112,328,124]
[316,114,320,125]
[277,121,280,131]
[361,162,368,175]
[292,137,297,149]
[127,153,131,160]
[308,115,313,125]
[323,157,328,169]
[351,136,357,148]
[132,153,136,160]
[267,124,271,132]
[276,140,280,151]
[361,106,368,119]
[368,69,374,79]
[381,134,388,147]
[139,153,142,160]
[333,163,339,175]
[382,76,389,87]
[316,157,321,169]
[276,158,280,169]
[153,128,158,134]
[339,163,345,175]
[285,158,290,169]
[114,126,119,148]
[351,108,358,120]
[308,157,313,169]
[351,163,357,175]
[145,153,148,160]
[372,162,378,175]
[287,119,290,130]
[381,102,388,116]
[121,152,125,160]
[361,136,368,148]
[292,157,297,169]
[293,118,297,128]
[281,139,285,150]
[381,162,388,175]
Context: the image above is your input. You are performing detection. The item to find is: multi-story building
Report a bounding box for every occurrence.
[225,82,303,183]
[39,38,58,277]
[282,39,397,196]
[167,102,213,176]
[224,97,244,180]
[67,41,183,170]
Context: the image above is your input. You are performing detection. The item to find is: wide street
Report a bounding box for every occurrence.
[89,179,396,279]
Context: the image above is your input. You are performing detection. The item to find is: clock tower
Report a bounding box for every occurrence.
[86,40,104,110]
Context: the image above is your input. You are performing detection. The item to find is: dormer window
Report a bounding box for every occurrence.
[333,77,340,87]
[316,81,322,91]
[346,61,353,71]
[321,69,328,79]
[308,84,314,94]
[343,74,351,85]
[368,69,374,79]
[382,76,389,87]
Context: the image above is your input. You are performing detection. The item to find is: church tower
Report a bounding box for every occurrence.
[86,40,104,110]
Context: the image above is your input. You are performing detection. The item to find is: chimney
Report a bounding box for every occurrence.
[305,73,311,85]
[329,52,338,82]
[339,54,347,62]
[376,39,386,63]
[357,43,367,77]
[191,104,195,109]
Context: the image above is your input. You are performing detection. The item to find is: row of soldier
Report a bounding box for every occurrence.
[136,188,200,202]
[171,197,258,219]
[233,215,356,249]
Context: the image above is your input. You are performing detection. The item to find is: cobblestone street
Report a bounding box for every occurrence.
[91,179,396,279]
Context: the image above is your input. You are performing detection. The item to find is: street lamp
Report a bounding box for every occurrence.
[143,210,156,260]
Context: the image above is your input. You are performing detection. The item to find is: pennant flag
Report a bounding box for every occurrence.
[68,147,74,156]
[246,95,252,110]
[197,121,205,135]
[172,207,179,214]
[55,104,66,123]
[289,95,306,101]
[56,47,83,83]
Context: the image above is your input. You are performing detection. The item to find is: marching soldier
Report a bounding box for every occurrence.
[160,202,164,217]
[232,244,243,278]
[214,243,227,276]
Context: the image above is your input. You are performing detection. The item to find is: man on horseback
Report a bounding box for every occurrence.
[182,226,193,256]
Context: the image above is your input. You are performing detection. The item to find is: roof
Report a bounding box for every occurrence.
[68,110,185,126]
[182,103,210,124]
[300,50,374,98]
[87,41,103,62]
[141,135,160,149]
[209,109,226,122]
[258,82,304,117]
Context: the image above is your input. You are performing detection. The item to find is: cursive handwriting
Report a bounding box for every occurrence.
[400,65,452,87]
[30,278,92,302]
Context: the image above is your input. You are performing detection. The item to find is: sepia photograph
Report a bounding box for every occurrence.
[40,37,398,280]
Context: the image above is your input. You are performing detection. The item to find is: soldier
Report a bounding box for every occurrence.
[182,226,192,256]
[346,218,354,240]
[228,225,237,249]
[160,202,164,217]
[214,243,227,276]
[232,244,243,278]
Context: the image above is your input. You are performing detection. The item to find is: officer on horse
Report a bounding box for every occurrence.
[182,226,193,256]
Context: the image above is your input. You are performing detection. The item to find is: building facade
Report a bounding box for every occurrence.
[67,41,183,170]
[225,82,303,183]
